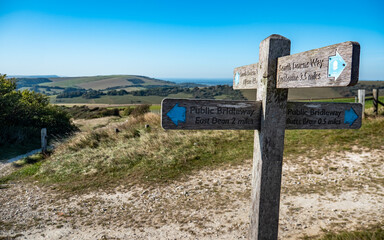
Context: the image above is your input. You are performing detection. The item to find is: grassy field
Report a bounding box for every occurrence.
[51,92,246,105]
[52,92,193,104]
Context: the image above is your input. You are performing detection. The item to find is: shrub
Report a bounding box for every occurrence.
[131,104,151,117]
[122,106,134,116]
[0,74,77,145]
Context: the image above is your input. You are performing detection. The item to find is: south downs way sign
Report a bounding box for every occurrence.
[233,41,360,89]
[161,99,362,130]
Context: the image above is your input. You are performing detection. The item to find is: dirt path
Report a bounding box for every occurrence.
[1,149,383,239]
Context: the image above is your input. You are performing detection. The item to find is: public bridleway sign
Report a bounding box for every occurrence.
[162,99,262,130]
[161,34,361,240]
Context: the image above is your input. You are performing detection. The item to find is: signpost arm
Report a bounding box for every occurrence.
[250,34,291,240]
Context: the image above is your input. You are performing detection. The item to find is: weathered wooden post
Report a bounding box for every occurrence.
[373,89,379,115]
[250,34,290,239]
[358,89,365,118]
[41,128,47,153]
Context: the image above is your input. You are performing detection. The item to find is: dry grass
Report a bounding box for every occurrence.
[3,107,384,194]
[31,113,253,192]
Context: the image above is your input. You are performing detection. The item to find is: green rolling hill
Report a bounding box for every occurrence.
[40,75,177,90]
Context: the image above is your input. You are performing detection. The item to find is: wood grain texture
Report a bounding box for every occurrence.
[233,63,259,89]
[161,98,262,130]
[286,102,362,129]
[276,41,360,88]
[250,34,291,240]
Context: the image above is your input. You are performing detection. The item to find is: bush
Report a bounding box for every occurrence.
[100,108,120,117]
[121,105,150,117]
[0,74,77,145]
[61,105,121,119]
[131,104,151,117]
[122,107,134,116]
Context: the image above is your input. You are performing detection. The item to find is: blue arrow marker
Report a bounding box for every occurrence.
[344,107,358,126]
[166,103,186,126]
[234,72,240,85]
[328,51,347,80]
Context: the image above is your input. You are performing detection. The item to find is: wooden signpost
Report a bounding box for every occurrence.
[161,34,361,240]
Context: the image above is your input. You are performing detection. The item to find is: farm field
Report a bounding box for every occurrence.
[52,92,193,105]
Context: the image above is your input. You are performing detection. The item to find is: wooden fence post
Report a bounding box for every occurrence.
[373,89,379,115]
[41,128,47,153]
[250,34,290,240]
[358,89,365,118]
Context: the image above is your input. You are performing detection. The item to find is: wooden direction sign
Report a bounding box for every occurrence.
[233,41,360,89]
[286,102,362,129]
[162,99,362,130]
[162,34,363,240]
[161,98,262,130]
[277,41,360,88]
[233,63,259,89]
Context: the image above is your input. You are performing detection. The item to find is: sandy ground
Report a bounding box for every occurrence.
[0,149,383,240]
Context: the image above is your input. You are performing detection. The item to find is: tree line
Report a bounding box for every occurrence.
[56,85,246,100]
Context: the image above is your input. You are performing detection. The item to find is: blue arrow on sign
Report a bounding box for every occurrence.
[328,51,347,80]
[166,103,186,126]
[344,107,358,126]
[234,72,240,85]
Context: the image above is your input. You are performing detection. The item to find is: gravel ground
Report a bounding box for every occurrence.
[1,149,383,240]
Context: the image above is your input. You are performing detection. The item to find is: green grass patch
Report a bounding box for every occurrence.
[303,225,384,240]
[0,154,45,184]
[365,96,384,109]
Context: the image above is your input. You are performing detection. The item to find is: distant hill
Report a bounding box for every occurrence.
[9,75,60,78]
[15,78,52,88]
[39,75,178,90]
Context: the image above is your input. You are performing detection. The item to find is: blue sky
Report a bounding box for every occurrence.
[0,0,383,79]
